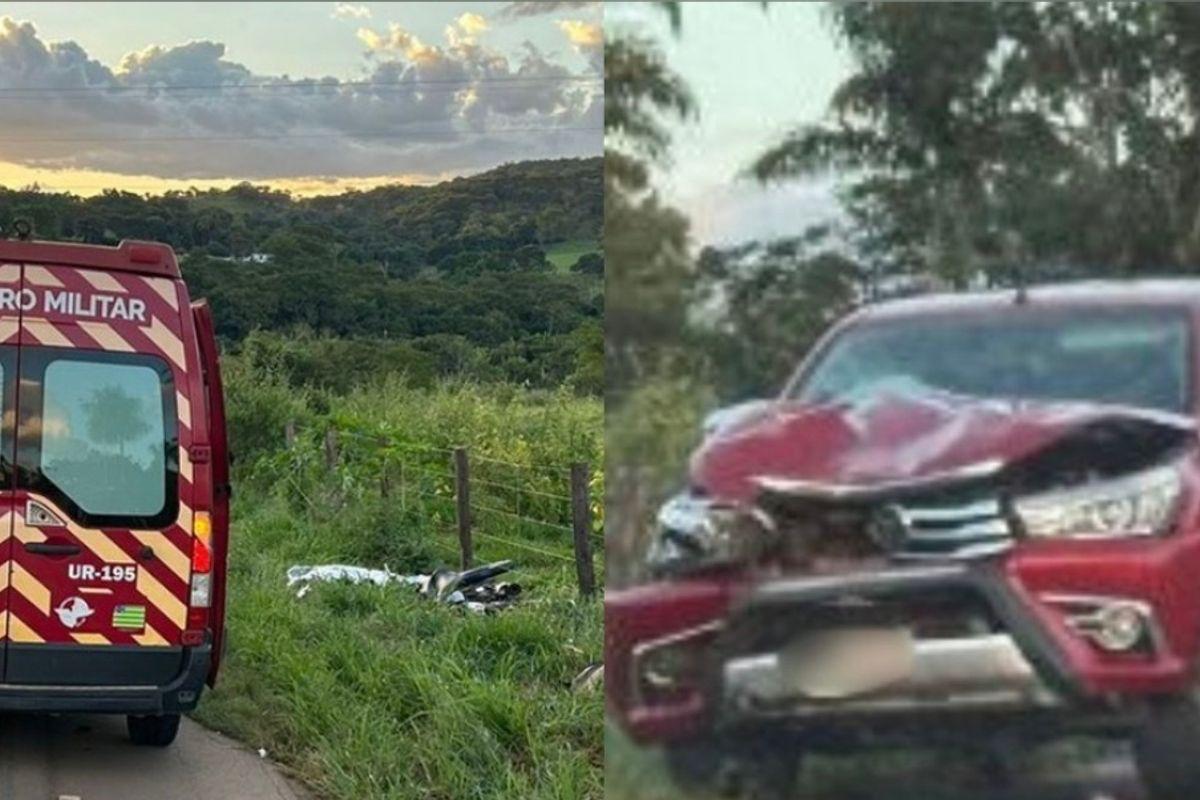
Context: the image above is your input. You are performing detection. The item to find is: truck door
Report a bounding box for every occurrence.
[3,264,192,685]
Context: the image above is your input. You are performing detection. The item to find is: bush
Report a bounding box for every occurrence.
[222,355,312,466]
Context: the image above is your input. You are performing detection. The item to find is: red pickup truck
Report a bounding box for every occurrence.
[607,282,1200,799]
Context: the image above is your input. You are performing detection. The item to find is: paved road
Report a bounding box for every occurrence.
[0,714,308,800]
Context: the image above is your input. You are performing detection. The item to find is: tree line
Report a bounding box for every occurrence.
[0,157,603,394]
[609,2,1200,403]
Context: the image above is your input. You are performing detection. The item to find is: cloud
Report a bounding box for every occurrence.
[117,40,251,84]
[356,21,465,64]
[356,23,438,61]
[0,16,600,183]
[557,20,601,71]
[499,2,598,19]
[444,12,488,49]
[558,20,600,48]
[331,3,371,20]
[455,12,488,38]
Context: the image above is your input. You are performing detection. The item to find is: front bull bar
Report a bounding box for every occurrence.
[710,564,1083,720]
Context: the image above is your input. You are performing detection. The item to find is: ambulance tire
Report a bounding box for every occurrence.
[1133,691,1200,800]
[127,713,181,747]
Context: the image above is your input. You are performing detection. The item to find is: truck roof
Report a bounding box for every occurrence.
[859,279,1200,323]
[0,239,180,279]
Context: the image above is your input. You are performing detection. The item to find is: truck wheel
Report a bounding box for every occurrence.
[127,713,181,747]
[1134,693,1200,799]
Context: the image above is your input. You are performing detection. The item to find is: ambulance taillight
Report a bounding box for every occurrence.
[184,512,213,645]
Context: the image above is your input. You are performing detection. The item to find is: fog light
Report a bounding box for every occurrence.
[640,645,695,692]
[1092,603,1146,652]
[633,622,721,705]
[1042,594,1159,654]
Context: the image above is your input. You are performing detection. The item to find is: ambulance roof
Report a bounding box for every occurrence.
[0,239,180,279]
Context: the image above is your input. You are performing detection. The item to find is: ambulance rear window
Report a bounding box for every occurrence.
[21,349,179,528]
[42,361,166,516]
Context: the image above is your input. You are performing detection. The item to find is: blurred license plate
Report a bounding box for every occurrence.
[779,627,915,700]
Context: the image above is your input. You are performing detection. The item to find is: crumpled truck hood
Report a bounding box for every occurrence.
[690,390,1196,503]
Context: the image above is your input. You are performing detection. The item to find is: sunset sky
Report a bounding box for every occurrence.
[0,1,602,195]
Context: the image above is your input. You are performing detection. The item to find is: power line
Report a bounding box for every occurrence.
[0,82,596,101]
[0,74,601,96]
[0,125,601,145]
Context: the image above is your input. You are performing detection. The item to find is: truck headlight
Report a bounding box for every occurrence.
[648,493,772,572]
[1014,465,1182,539]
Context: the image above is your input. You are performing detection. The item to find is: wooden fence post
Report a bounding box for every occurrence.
[378,436,391,498]
[284,420,296,449]
[454,447,473,570]
[324,428,339,471]
[570,462,596,598]
[399,460,407,512]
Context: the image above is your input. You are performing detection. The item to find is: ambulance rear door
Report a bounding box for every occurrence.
[3,263,193,686]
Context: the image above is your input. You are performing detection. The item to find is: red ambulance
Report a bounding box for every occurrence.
[0,237,229,746]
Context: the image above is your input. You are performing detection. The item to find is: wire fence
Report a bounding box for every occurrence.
[278,424,601,596]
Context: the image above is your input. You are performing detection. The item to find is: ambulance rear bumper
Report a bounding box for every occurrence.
[0,644,210,714]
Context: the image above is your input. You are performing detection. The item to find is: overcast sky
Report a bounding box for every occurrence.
[606,2,852,247]
[0,1,601,195]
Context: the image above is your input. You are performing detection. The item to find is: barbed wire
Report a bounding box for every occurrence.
[469,452,574,474]
[281,425,602,564]
[331,428,583,481]
[471,502,572,534]
[468,476,572,503]
[471,531,574,564]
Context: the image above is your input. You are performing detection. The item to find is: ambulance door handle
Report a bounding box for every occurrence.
[24,542,81,557]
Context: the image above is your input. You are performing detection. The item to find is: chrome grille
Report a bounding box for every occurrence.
[890,496,1012,558]
[764,487,1014,563]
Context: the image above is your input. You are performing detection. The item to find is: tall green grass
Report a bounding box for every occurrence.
[194,360,604,799]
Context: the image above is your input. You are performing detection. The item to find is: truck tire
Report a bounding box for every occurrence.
[1134,693,1200,799]
[127,713,181,747]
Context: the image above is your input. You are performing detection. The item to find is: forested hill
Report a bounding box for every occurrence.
[0,157,604,393]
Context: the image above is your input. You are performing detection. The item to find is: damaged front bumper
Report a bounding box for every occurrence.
[726,631,1044,714]
[717,565,1073,720]
[607,557,1196,745]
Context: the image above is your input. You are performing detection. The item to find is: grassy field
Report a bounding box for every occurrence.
[193,362,604,799]
[545,239,600,271]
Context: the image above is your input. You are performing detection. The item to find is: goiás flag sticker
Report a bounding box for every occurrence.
[113,605,147,631]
